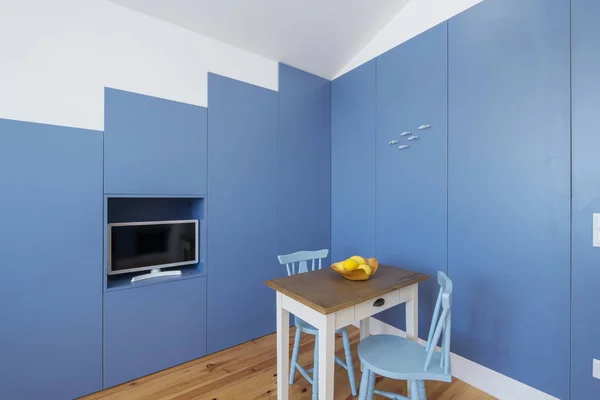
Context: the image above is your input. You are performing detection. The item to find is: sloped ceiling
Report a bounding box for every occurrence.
[109,0,411,79]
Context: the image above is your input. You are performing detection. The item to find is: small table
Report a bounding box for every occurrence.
[265,264,429,400]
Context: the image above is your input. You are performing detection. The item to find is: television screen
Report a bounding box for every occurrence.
[109,220,198,274]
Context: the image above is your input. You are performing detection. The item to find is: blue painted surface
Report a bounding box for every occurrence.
[107,197,201,223]
[104,88,208,195]
[331,60,377,263]
[572,0,600,398]
[106,266,206,292]
[373,22,448,339]
[278,64,332,271]
[206,73,279,354]
[103,276,207,388]
[448,0,570,398]
[0,119,103,399]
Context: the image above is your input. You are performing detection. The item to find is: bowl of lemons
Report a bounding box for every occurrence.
[331,256,379,281]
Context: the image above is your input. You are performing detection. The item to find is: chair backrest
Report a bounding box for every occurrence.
[424,271,453,374]
[277,249,329,276]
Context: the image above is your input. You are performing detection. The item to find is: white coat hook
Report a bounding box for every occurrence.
[398,144,409,150]
[418,124,431,130]
[400,131,411,136]
[389,140,399,145]
[408,136,419,141]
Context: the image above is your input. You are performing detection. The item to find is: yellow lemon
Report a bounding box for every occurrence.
[350,255,367,265]
[358,264,372,276]
[343,258,359,271]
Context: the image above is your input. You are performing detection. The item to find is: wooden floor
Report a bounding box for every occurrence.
[83,327,495,400]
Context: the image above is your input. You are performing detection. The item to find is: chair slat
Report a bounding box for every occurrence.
[424,308,448,371]
[278,249,329,277]
[277,249,329,265]
[298,260,308,274]
[426,287,443,352]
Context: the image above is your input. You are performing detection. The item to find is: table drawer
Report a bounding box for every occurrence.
[355,290,401,321]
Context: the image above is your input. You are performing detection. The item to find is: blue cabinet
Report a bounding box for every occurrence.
[104,88,208,196]
[206,74,279,354]
[278,64,331,268]
[0,119,103,400]
[448,0,570,398]
[331,60,377,262]
[374,22,448,336]
[103,277,207,388]
[571,1,600,398]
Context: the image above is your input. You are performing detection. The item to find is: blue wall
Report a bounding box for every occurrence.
[206,73,280,354]
[206,67,332,353]
[332,0,576,398]
[0,61,333,398]
[572,0,600,397]
[448,1,571,398]
[0,119,103,399]
[331,59,377,262]
[278,64,332,268]
[103,277,207,388]
[374,21,448,337]
[104,88,208,196]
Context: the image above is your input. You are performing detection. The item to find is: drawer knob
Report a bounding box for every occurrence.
[373,298,385,307]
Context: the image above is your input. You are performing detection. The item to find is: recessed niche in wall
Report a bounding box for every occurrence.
[104,196,206,292]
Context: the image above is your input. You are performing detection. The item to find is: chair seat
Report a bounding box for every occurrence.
[294,316,345,335]
[358,334,452,382]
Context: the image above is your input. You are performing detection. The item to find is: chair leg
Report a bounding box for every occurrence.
[358,367,370,400]
[289,328,302,385]
[409,380,420,400]
[341,328,357,396]
[312,336,318,400]
[367,370,376,400]
[418,380,426,400]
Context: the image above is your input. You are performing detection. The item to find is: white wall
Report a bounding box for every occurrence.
[335,0,484,78]
[0,0,278,131]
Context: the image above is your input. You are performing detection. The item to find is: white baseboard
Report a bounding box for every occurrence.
[356,317,558,400]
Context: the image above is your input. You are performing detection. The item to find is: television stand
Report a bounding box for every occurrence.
[131,268,182,283]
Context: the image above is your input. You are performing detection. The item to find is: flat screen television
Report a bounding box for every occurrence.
[108,219,198,276]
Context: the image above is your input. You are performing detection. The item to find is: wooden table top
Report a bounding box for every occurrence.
[265,265,429,315]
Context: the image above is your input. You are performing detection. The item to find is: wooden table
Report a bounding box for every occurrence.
[265,264,429,400]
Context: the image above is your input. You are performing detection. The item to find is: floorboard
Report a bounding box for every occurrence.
[83,326,496,399]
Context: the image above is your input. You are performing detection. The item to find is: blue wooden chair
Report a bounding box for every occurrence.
[357,271,453,400]
[278,249,357,399]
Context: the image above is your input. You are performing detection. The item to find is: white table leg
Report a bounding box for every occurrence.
[276,292,290,400]
[359,318,370,371]
[406,283,418,342]
[406,283,419,395]
[318,313,336,400]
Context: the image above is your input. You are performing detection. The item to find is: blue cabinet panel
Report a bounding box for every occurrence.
[374,22,448,337]
[331,60,377,262]
[448,0,570,398]
[572,0,600,398]
[103,277,207,388]
[207,74,279,353]
[278,64,331,269]
[104,88,208,195]
[0,119,103,399]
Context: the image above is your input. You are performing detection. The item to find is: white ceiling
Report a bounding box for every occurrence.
[109,0,411,79]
